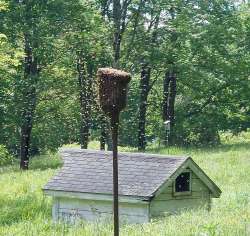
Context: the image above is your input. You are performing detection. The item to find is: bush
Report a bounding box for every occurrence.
[0,145,14,167]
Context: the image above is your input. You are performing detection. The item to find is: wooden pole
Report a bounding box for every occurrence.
[111,112,119,236]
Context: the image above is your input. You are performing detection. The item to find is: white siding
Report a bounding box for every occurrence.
[54,197,149,224]
[150,169,211,218]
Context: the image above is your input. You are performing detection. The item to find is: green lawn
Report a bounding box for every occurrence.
[0,134,250,236]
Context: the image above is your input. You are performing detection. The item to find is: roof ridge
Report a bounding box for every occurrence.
[59,148,188,160]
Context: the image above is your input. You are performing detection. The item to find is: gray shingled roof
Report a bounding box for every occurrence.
[43,149,188,198]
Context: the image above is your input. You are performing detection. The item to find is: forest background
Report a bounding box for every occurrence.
[0,0,249,169]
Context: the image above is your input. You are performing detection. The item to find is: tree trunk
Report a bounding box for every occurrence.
[20,35,38,170]
[99,114,113,151]
[77,53,92,149]
[100,126,106,150]
[99,113,109,150]
[113,0,122,68]
[162,68,177,146]
[138,65,151,151]
[168,72,176,145]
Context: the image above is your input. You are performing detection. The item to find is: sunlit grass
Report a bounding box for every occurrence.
[0,134,249,235]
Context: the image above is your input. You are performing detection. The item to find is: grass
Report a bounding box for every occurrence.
[0,134,250,236]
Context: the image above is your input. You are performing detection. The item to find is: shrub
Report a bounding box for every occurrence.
[0,145,14,166]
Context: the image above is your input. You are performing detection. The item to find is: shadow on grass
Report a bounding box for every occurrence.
[1,155,62,173]
[214,142,250,152]
[147,141,250,156]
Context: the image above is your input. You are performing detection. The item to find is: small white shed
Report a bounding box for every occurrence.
[43,149,221,224]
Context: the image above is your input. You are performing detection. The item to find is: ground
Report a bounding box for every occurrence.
[0,133,249,236]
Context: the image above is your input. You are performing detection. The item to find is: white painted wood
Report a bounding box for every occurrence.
[185,159,221,197]
[44,190,148,203]
[153,158,221,199]
[52,198,59,221]
[149,168,211,218]
[54,197,149,224]
[159,168,210,196]
[155,191,209,201]
[150,197,210,217]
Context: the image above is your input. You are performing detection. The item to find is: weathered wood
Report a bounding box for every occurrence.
[155,191,210,201]
[150,168,211,217]
[44,190,148,204]
[160,171,210,195]
[55,197,149,224]
[150,197,210,217]
[52,198,59,221]
[153,158,221,199]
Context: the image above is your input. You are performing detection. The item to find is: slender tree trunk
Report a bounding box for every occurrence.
[106,124,113,151]
[100,125,106,150]
[138,65,151,151]
[77,53,92,149]
[162,71,171,146]
[162,71,171,121]
[168,72,176,145]
[20,35,38,170]
[162,68,177,146]
[99,113,110,150]
[137,10,160,151]
[113,0,122,68]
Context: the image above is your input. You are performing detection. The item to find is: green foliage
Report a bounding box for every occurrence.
[0,0,7,11]
[0,0,249,154]
[0,139,249,235]
[0,145,14,166]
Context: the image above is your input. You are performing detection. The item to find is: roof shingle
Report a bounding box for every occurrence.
[43,149,188,198]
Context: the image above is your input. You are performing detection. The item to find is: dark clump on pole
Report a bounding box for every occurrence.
[97,68,131,236]
[98,68,131,115]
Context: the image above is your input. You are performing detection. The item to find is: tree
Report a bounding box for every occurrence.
[2,0,86,169]
[62,4,111,149]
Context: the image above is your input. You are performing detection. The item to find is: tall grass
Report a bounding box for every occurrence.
[0,135,249,235]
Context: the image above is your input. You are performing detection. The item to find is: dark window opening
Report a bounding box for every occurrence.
[175,172,190,192]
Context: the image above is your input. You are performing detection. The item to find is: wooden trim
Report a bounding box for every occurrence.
[153,157,221,199]
[44,190,149,204]
[186,159,222,198]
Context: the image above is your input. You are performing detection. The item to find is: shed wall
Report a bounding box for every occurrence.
[53,197,149,224]
[150,169,211,218]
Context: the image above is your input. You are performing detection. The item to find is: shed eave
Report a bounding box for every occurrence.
[186,158,222,198]
[152,157,222,199]
[43,189,151,204]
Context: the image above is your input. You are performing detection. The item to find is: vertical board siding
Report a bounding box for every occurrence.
[52,198,59,221]
[150,168,211,218]
[54,197,149,224]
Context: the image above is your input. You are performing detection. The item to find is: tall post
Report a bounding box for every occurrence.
[97,68,131,236]
[111,112,119,236]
